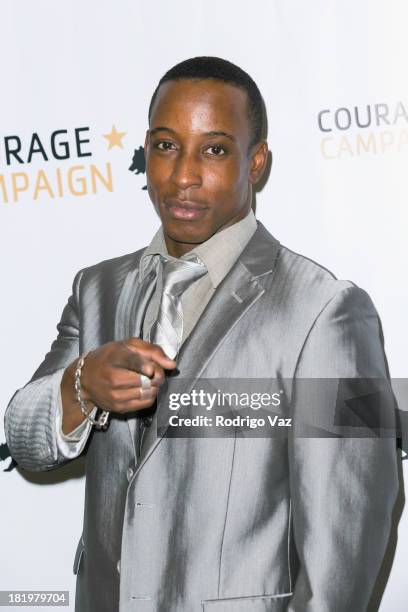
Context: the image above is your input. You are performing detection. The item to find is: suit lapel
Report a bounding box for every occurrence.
[134,221,281,473]
[114,260,158,451]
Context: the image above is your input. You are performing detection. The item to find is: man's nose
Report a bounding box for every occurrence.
[170,151,202,190]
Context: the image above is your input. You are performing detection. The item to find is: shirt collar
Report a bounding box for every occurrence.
[138,228,168,281]
[139,209,257,288]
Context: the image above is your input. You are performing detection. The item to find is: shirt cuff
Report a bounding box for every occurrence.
[55,382,95,459]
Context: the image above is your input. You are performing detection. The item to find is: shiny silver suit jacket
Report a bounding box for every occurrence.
[5,221,399,612]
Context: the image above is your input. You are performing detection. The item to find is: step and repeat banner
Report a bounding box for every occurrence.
[1,1,406,610]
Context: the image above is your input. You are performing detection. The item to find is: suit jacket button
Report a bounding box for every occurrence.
[127,467,134,482]
[117,560,121,574]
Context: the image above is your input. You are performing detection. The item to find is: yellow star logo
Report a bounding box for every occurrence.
[103,125,127,150]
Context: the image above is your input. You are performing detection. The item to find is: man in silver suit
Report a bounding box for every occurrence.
[5,57,399,611]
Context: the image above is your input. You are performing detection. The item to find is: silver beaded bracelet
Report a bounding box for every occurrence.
[74,351,110,430]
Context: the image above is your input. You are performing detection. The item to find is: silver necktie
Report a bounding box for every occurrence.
[149,254,207,359]
[135,254,207,454]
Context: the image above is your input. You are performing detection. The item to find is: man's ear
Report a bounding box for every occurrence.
[144,130,149,152]
[249,141,269,184]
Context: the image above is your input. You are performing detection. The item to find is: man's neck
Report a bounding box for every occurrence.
[163,209,254,258]
[164,238,199,258]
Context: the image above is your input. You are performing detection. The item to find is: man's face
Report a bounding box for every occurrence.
[145,78,267,257]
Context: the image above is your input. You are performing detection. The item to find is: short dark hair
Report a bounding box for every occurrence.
[148,56,267,149]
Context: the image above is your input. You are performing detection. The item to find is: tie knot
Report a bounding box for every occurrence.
[160,255,207,297]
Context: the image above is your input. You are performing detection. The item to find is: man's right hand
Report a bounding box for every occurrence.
[60,338,176,435]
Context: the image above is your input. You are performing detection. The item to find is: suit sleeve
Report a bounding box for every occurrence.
[4,268,93,472]
[287,285,399,612]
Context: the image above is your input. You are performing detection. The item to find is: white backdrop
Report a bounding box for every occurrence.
[1,1,406,609]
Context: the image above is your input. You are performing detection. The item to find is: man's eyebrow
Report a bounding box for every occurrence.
[148,127,176,136]
[148,127,235,142]
[205,130,235,142]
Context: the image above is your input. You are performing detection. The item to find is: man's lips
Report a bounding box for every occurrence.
[164,199,208,220]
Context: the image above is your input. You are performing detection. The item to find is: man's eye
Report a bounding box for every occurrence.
[155,141,176,151]
[204,145,227,156]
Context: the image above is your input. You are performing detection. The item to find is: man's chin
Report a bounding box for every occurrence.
[165,230,212,246]
[162,221,215,246]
